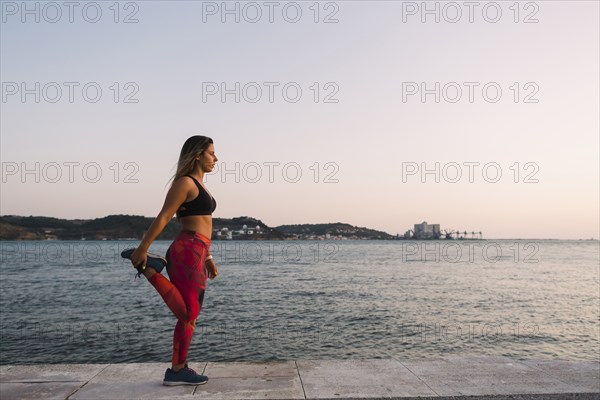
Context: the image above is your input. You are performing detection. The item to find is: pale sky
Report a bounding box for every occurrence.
[1,1,598,239]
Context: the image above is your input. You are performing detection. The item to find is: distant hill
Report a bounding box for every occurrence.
[0,215,179,240]
[0,215,395,240]
[275,222,396,239]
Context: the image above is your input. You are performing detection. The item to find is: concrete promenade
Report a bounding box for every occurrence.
[1,356,598,400]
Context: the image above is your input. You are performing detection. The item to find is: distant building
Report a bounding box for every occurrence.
[414,221,441,239]
[214,223,263,239]
[44,230,58,240]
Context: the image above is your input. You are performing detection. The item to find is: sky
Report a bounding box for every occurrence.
[1,0,598,239]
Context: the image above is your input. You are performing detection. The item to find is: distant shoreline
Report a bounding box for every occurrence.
[0,215,596,241]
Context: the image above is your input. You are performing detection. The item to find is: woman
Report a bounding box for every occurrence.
[130,135,219,386]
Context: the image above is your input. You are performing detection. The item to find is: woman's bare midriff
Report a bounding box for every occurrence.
[179,215,212,239]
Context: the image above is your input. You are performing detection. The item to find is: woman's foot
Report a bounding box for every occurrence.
[163,364,208,386]
[120,248,167,279]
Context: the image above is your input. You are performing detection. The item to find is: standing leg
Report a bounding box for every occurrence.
[162,237,208,370]
[172,290,205,368]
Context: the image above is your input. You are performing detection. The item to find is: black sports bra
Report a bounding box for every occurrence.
[176,175,216,218]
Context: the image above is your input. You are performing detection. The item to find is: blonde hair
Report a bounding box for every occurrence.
[167,135,213,188]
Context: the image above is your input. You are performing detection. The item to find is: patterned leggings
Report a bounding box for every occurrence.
[148,229,210,365]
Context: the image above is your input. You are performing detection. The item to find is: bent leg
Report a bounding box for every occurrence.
[147,239,207,323]
[147,273,192,321]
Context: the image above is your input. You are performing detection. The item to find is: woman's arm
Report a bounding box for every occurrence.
[136,178,189,252]
[138,215,172,251]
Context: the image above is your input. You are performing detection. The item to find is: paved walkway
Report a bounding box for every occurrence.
[1,356,598,399]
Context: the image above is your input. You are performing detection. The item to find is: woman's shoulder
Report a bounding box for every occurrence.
[172,175,197,189]
[175,174,196,182]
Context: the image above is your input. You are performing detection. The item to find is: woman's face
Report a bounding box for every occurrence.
[199,143,218,172]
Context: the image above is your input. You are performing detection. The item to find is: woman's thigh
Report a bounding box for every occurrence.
[167,238,207,290]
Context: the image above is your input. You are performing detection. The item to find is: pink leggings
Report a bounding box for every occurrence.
[148,229,210,365]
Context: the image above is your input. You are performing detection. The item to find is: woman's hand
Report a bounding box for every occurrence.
[205,258,219,279]
[131,247,148,270]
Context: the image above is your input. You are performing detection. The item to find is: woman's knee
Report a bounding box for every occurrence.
[180,305,200,324]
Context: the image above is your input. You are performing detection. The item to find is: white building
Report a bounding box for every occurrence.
[413,221,441,239]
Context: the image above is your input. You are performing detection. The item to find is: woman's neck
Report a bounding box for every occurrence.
[190,167,204,181]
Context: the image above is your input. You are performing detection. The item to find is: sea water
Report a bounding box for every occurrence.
[0,239,598,364]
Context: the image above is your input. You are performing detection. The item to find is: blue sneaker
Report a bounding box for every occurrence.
[163,364,208,386]
[120,248,167,279]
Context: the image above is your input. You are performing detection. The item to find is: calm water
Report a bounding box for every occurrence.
[1,239,598,364]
